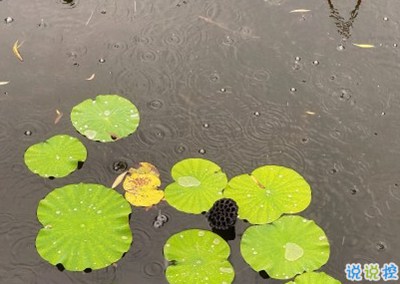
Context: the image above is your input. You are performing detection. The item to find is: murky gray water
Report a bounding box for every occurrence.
[1,0,400,283]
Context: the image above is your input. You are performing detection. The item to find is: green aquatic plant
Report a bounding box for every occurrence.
[286,271,341,284]
[240,215,330,280]
[35,183,132,271]
[224,165,311,224]
[71,94,140,142]
[163,229,235,284]
[24,134,87,178]
[164,158,228,214]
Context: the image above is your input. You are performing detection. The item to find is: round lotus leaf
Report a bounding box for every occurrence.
[224,165,311,224]
[24,135,87,178]
[71,94,140,142]
[286,271,341,284]
[164,229,235,284]
[240,215,330,280]
[36,183,132,271]
[164,158,228,214]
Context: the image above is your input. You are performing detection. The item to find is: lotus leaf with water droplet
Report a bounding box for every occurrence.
[71,94,140,142]
[164,229,235,284]
[164,158,228,214]
[240,215,330,280]
[224,165,311,224]
[35,183,132,271]
[286,271,341,284]
[24,135,87,178]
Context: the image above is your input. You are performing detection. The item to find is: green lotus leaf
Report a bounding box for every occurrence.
[224,165,311,224]
[240,215,330,280]
[71,94,140,142]
[36,183,132,271]
[24,135,87,178]
[286,271,341,284]
[164,229,235,284]
[164,158,228,214]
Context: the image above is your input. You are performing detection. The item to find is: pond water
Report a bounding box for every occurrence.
[1,0,399,283]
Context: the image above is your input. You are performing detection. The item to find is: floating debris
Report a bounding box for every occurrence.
[305,111,316,115]
[4,17,14,24]
[85,73,95,81]
[12,40,24,62]
[290,9,311,13]
[352,43,375,48]
[111,171,128,188]
[0,81,10,86]
[54,109,63,124]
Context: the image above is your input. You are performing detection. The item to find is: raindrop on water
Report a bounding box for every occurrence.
[198,148,206,155]
[24,130,32,136]
[381,111,386,116]
[350,188,358,195]
[99,58,106,63]
[112,161,128,173]
[4,17,14,24]
[337,44,345,51]
[339,89,352,101]
[329,168,337,174]
[100,10,107,14]
[312,60,319,65]
[253,111,260,117]
[376,241,386,251]
[153,220,164,229]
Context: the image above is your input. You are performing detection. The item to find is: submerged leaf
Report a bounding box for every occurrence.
[164,229,235,284]
[352,43,375,48]
[12,40,24,61]
[36,183,132,271]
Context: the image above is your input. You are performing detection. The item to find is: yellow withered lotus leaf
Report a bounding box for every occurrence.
[122,162,164,207]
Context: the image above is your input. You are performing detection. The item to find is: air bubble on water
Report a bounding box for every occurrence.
[99,58,106,63]
[383,17,389,21]
[202,123,209,128]
[312,60,319,65]
[5,17,14,24]
[290,87,296,92]
[220,88,226,93]
[198,148,206,154]
[393,43,398,47]
[253,111,260,117]
[24,130,32,136]
[295,56,301,61]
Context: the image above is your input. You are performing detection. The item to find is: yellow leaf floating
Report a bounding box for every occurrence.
[352,43,375,48]
[12,40,24,62]
[122,162,164,207]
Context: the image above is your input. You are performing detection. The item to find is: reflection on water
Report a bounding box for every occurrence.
[327,0,362,39]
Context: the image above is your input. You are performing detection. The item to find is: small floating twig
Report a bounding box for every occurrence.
[86,10,95,26]
[12,40,24,62]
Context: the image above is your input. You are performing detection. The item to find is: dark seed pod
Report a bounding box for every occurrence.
[206,198,238,230]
